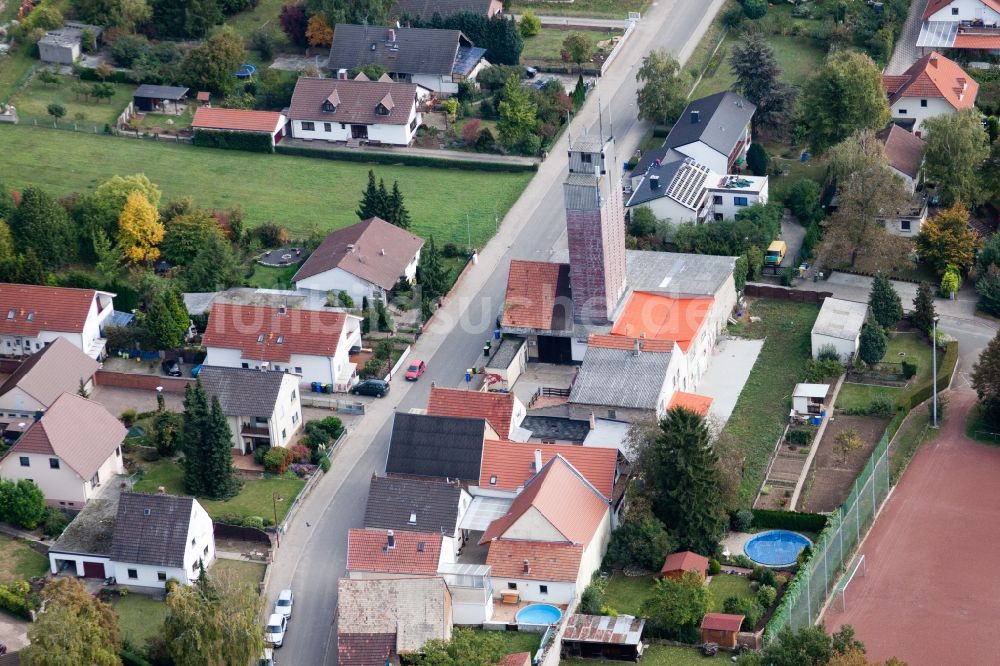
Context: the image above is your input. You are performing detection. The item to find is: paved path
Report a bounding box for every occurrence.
[280,137,539,167]
[513,14,633,29]
[885,0,928,74]
[262,0,726,662]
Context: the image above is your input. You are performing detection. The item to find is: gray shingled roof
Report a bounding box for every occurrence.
[327,24,468,76]
[134,84,188,100]
[363,475,461,534]
[569,346,673,411]
[198,366,287,417]
[109,492,195,569]
[386,412,486,480]
[520,415,591,443]
[625,159,685,206]
[625,250,736,297]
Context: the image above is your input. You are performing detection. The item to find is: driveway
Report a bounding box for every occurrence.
[0,613,30,652]
[90,385,184,415]
[699,338,764,430]
[779,209,806,268]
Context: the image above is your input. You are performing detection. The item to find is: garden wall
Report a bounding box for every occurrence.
[213,522,271,546]
[745,284,833,302]
[94,370,194,394]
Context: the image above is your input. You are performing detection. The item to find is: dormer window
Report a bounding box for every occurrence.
[375,103,390,116]
[26,312,33,321]
[276,336,284,344]
[322,101,337,113]
[376,92,395,117]
[5,310,13,320]
[257,334,265,343]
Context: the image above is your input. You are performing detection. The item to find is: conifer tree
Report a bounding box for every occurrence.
[203,396,238,499]
[418,236,447,301]
[181,382,209,496]
[868,272,903,329]
[356,170,386,220]
[911,281,936,337]
[387,180,412,229]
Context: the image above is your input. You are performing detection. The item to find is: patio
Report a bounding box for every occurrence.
[488,598,568,625]
[698,338,764,429]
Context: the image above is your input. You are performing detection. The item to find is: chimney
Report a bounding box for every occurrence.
[691,110,700,124]
[534,448,542,472]
[650,174,660,189]
[380,248,386,256]
[33,410,43,422]
[522,559,530,575]
[388,28,396,42]
[588,411,596,430]
[157,486,166,495]
[386,530,395,549]
[337,68,348,80]
[634,338,641,356]
[929,54,938,68]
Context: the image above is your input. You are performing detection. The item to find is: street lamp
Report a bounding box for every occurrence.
[272,494,284,547]
[932,315,940,428]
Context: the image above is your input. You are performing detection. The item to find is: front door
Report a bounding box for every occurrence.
[351,124,368,139]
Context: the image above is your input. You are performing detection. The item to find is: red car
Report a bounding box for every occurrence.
[404,360,426,381]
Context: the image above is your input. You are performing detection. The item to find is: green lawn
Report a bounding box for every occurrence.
[130,105,196,132]
[114,594,168,647]
[470,629,540,656]
[213,558,266,589]
[891,405,937,483]
[0,535,49,582]
[603,574,656,617]
[247,263,299,289]
[565,645,724,665]
[11,74,132,127]
[724,300,821,505]
[837,333,935,411]
[0,125,531,245]
[694,34,828,98]
[512,0,649,18]
[225,0,291,51]
[707,573,753,612]
[134,459,305,523]
[521,27,621,64]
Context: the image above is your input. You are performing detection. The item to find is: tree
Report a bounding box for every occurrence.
[605,508,676,570]
[10,186,77,271]
[386,180,412,229]
[0,479,46,529]
[563,32,594,70]
[162,210,225,264]
[859,323,887,368]
[868,272,903,329]
[90,82,116,104]
[977,265,1000,317]
[636,49,689,126]
[461,118,482,146]
[152,409,182,457]
[572,74,586,110]
[497,74,538,151]
[519,9,540,37]
[923,108,990,206]
[181,381,210,496]
[146,284,189,349]
[417,12,523,65]
[640,570,709,642]
[73,0,151,30]
[22,578,121,666]
[0,182,14,221]
[22,6,63,31]
[746,142,768,176]
[910,281,936,336]
[759,625,834,666]
[116,191,164,265]
[46,103,66,123]
[835,429,864,463]
[972,328,1000,425]
[356,170,388,221]
[785,179,823,225]
[629,206,657,237]
[412,628,507,666]
[183,232,242,291]
[203,396,238,499]
[163,568,264,666]
[305,13,333,47]
[798,51,890,154]
[279,2,309,47]
[916,203,979,275]
[734,254,748,293]
[151,0,221,38]
[940,264,961,297]
[743,0,767,19]
[418,236,447,301]
[179,28,246,96]
[630,408,726,554]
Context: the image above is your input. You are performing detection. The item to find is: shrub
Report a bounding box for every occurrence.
[43,507,71,538]
[254,222,289,247]
[747,143,769,176]
[786,429,812,446]
[0,581,34,620]
[901,359,917,379]
[263,447,294,474]
[193,129,274,153]
[253,445,271,465]
[757,584,777,609]
[867,394,895,417]
[733,509,754,532]
[743,0,768,19]
[120,408,137,427]
[816,344,840,362]
[579,583,604,614]
[274,143,535,172]
[724,595,764,630]
[804,358,844,382]
[288,444,311,464]
[708,559,721,575]
[338,290,354,308]
[781,265,795,286]
[605,514,676,571]
[750,509,827,532]
[242,516,265,530]
[730,554,754,568]
[749,565,777,588]
[519,10,541,37]
[319,456,331,473]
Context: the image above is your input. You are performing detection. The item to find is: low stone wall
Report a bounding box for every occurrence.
[94,370,194,393]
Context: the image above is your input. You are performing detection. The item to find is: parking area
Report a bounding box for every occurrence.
[90,385,184,415]
[0,612,30,652]
[699,338,764,429]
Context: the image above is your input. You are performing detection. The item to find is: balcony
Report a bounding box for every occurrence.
[240,423,270,438]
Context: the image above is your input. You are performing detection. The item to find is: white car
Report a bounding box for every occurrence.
[265,613,287,648]
[274,589,294,620]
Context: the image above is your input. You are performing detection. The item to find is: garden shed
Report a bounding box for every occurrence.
[133,84,189,112]
[660,550,709,581]
[700,612,744,649]
[792,383,830,419]
[561,614,645,661]
[811,297,868,361]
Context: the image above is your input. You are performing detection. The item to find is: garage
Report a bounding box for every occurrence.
[82,561,106,578]
[537,335,572,364]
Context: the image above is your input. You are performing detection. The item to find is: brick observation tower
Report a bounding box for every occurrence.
[563,130,627,325]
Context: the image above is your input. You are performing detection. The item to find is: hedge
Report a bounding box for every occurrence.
[193,129,274,153]
[904,340,958,412]
[275,144,538,173]
[121,650,154,666]
[0,581,33,620]
[78,67,146,85]
[750,509,828,533]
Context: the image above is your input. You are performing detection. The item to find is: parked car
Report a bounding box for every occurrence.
[161,359,182,377]
[404,360,426,381]
[274,589,294,620]
[351,379,390,398]
[259,647,275,666]
[265,613,287,647]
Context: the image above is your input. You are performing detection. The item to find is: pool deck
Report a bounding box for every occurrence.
[487,600,567,626]
[722,530,810,568]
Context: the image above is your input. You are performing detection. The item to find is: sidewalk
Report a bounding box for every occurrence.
[885,0,928,74]
[279,137,538,167]
[512,14,632,29]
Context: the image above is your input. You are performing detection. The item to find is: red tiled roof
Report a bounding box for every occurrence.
[0,284,107,337]
[498,653,531,666]
[876,124,925,180]
[191,107,284,133]
[479,455,608,545]
[346,528,441,576]
[952,32,1000,49]
[701,612,744,633]
[661,550,709,575]
[486,539,584,582]
[479,440,617,498]
[610,292,713,352]
[427,387,515,439]
[338,633,396,666]
[923,0,1000,19]
[882,51,977,110]
[502,260,572,331]
[5,392,125,480]
[202,303,349,362]
[668,392,713,417]
[587,334,675,353]
[196,91,210,101]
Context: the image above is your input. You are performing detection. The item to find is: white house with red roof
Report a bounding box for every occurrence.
[918,0,1000,52]
[882,51,978,136]
[0,284,115,359]
[0,392,125,508]
[202,303,363,390]
[426,386,528,441]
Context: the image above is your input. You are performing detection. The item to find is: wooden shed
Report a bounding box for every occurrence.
[561,614,645,662]
[700,612,744,649]
[133,84,189,112]
[660,550,709,581]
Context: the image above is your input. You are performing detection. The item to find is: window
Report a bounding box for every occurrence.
[19,457,28,467]
[257,334,265,343]
[91,472,100,486]
[127,569,138,579]
[25,312,33,321]
[607,409,616,420]
[291,390,297,401]
[539,585,548,594]
[581,153,592,163]
[901,219,911,231]
[341,123,346,130]
[241,362,249,369]
[203,545,209,555]
[301,121,315,131]
[294,367,302,373]
[376,104,389,116]
[713,213,724,221]
[281,428,287,439]
[952,6,959,14]
[292,412,299,425]
[323,101,336,112]
[323,123,332,132]
[920,99,928,107]
[507,582,517,590]
[191,537,196,546]
[49,458,59,469]
[489,475,497,485]
[5,309,12,319]
[410,117,417,131]
[157,571,167,582]
[273,365,281,371]
[276,336,284,344]
[712,195,722,205]
[898,109,907,115]
[116,447,121,457]
[255,416,268,425]
[734,196,749,206]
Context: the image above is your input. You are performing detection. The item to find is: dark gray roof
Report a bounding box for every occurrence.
[453,45,487,75]
[485,338,525,370]
[133,84,189,100]
[198,366,287,417]
[327,24,469,76]
[109,492,195,569]
[521,416,591,443]
[364,475,461,534]
[570,346,673,411]
[625,159,684,206]
[386,413,485,480]
[392,0,496,20]
[50,487,121,557]
[632,92,755,177]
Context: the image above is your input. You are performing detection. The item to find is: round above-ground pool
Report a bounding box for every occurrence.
[515,604,562,625]
[744,530,812,567]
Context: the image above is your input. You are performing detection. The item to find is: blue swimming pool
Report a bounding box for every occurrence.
[516,604,562,625]
[744,530,812,567]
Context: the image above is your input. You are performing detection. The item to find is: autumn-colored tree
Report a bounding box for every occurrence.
[835,429,864,464]
[22,578,122,666]
[915,203,979,275]
[306,14,333,48]
[117,191,164,264]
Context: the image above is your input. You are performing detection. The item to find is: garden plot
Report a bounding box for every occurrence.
[800,414,890,513]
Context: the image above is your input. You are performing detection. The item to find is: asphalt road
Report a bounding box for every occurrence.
[264,1,726,662]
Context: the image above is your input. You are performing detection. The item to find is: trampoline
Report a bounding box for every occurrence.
[236,63,257,79]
